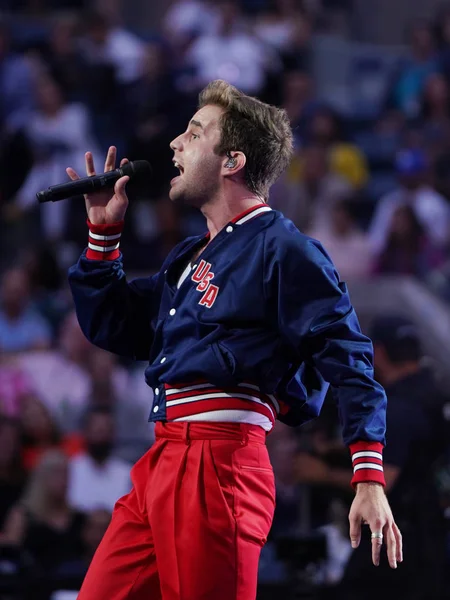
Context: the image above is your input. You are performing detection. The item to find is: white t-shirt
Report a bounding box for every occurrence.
[188,32,272,94]
[68,453,131,512]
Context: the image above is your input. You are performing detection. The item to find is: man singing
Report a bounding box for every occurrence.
[67,80,402,600]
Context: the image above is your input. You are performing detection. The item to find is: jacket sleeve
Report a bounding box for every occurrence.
[265,229,386,486]
[68,251,161,361]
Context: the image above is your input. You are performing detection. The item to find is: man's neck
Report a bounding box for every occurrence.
[200,190,265,240]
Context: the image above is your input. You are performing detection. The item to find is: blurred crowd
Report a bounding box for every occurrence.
[0,0,450,599]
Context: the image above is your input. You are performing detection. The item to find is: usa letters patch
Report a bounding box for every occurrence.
[191,260,219,308]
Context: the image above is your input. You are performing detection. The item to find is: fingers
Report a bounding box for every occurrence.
[104,146,117,172]
[370,520,383,566]
[349,513,361,549]
[114,175,130,199]
[393,522,403,563]
[371,535,382,567]
[120,158,129,167]
[66,167,80,181]
[85,152,96,177]
[384,523,397,569]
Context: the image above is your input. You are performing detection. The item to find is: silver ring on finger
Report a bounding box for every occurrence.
[371,532,383,540]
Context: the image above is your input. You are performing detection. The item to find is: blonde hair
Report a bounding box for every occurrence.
[21,450,68,521]
[199,80,294,199]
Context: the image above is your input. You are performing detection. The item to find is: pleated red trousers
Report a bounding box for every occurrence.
[77,421,276,600]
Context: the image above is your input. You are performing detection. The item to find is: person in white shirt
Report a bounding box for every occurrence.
[163,0,220,44]
[18,312,130,431]
[81,10,146,85]
[15,75,102,241]
[369,149,450,254]
[187,0,277,95]
[68,407,131,513]
[308,200,374,281]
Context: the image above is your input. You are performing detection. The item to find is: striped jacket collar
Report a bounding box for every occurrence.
[231,204,272,225]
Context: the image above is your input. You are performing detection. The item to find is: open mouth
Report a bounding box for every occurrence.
[173,161,184,175]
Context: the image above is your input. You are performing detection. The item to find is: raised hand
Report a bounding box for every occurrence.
[66,146,129,225]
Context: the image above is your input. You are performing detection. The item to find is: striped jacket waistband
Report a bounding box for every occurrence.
[163,381,279,427]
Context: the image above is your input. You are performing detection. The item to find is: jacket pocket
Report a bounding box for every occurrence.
[211,341,237,383]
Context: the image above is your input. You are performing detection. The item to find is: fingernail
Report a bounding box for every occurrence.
[351,541,358,548]
[393,562,397,569]
[375,561,379,567]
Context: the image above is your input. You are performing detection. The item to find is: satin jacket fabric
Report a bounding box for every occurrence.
[68,209,386,446]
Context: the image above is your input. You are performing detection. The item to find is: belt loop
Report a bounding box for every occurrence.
[183,422,190,444]
[240,423,249,446]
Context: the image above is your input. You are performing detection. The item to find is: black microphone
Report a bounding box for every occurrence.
[36,160,152,203]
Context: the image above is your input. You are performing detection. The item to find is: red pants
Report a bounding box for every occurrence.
[78,421,276,600]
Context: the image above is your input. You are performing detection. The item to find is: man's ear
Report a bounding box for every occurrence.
[223,151,246,175]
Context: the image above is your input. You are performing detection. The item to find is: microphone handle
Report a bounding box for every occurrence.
[37,167,126,203]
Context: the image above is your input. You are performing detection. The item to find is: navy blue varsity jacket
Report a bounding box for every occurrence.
[68,205,387,486]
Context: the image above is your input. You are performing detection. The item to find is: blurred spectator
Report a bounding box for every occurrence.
[369,148,450,254]
[308,200,374,280]
[254,0,309,53]
[23,244,70,336]
[17,311,142,434]
[55,508,111,582]
[80,10,146,85]
[125,195,187,271]
[374,204,445,278]
[281,70,317,143]
[266,423,301,538]
[14,75,102,241]
[163,0,220,47]
[307,107,369,188]
[125,41,179,197]
[280,12,312,73]
[293,416,353,529]
[339,316,448,600]
[40,14,87,103]
[20,396,84,471]
[388,20,438,120]
[420,73,450,137]
[270,144,352,232]
[1,451,85,574]
[68,407,131,512]
[187,0,277,94]
[317,499,353,585]
[0,417,25,531]
[435,3,450,83]
[0,21,35,204]
[0,351,35,418]
[67,347,154,463]
[0,19,35,133]
[0,267,52,354]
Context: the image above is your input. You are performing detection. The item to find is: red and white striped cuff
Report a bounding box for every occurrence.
[86,220,124,261]
[349,441,385,488]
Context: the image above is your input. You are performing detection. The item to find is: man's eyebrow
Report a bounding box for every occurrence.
[189,119,204,129]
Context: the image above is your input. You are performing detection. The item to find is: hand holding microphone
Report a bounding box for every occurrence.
[71,147,129,225]
[38,147,151,225]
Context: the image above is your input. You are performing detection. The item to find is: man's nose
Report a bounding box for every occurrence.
[170,134,183,151]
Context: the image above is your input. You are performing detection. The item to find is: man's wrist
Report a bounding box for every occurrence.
[355,481,385,493]
[86,220,124,260]
[349,441,385,488]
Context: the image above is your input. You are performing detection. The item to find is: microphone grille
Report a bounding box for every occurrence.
[122,160,152,178]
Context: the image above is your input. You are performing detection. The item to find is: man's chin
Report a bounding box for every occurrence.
[169,185,184,204]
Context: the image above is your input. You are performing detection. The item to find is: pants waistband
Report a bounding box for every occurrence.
[155,421,267,443]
